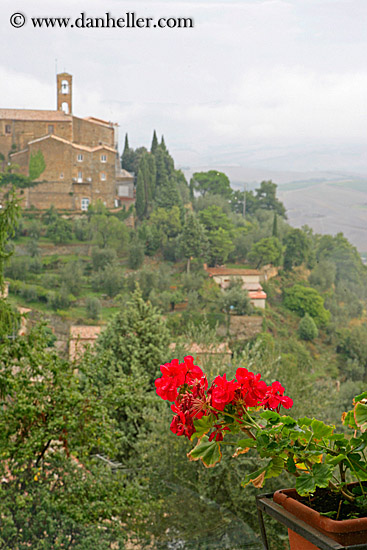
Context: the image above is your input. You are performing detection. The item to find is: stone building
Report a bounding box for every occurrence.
[204,265,267,309]
[0,73,134,211]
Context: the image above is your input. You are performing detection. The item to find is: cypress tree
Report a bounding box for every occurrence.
[151,130,159,154]
[121,133,135,173]
[160,135,167,151]
[155,176,183,213]
[135,167,147,219]
[272,213,278,238]
[154,147,168,189]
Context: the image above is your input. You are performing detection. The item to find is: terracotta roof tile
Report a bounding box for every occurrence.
[169,342,232,354]
[205,267,261,276]
[69,326,102,340]
[0,108,72,122]
[27,134,116,153]
[83,116,117,127]
[248,290,267,300]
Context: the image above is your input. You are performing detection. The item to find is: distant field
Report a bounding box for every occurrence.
[278,180,367,253]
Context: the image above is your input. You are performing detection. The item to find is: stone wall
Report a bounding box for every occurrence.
[0,119,73,157]
[72,117,114,148]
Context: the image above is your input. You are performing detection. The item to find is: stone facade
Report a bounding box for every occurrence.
[0,73,134,211]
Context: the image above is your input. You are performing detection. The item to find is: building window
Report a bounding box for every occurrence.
[61,102,69,114]
[77,171,83,183]
[61,80,69,94]
[5,124,11,135]
[77,153,83,162]
[100,172,106,181]
[60,173,64,179]
[101,154,107,163]
[81,198,90,211]
[48,124,54,134]
[117,184,129,197]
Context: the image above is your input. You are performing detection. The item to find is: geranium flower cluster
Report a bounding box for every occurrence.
[155,356,293,440]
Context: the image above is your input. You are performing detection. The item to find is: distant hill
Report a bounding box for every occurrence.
[278,180,367,253]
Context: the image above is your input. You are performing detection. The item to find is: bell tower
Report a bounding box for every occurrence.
[57,73,72,114]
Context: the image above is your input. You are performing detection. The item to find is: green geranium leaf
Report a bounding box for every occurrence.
[296,463,333,496]
[354,392,367,403]
[329,434,346,441]
[188,436,222,468]
[280,416,297,426]
[192,415,213,439]
[260,411,280,423]
[297,417,312,427]
[326,453,347,466]
[237,438,257,449]
[311,419,334,439]
[286,456,297,473]
[265,457,285,479]
[354,402,367,433]
[343,410,357,429]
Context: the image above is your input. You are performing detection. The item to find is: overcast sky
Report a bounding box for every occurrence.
[2,0,367,173]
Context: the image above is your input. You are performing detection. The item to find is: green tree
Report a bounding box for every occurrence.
[298,313,319,341]
[191,170,232,199]
[207,227,234,266]
[91,263,124,297]
[272,212,278,237]
[180,214,209,273]
[120,133,135,172]
[86,296,101,320]
[91,214,128,250]
[91,246,117,270]
[283,284,330,327]
[135,152,156,219]
[220,281,252,316]
[0,189,20,290]
[28,150,46,180]
[155,176,183,212]
[128,235,145,269]
[95,285,169,386]
[0,324,137,549]
[283,228,311,270]
[46,217,72,244]
[199,205,233,233]
[248,236,282,268]
[150,130,159,154]
[255,180,287,217]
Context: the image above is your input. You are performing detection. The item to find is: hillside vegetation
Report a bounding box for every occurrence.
[1,134,367,549]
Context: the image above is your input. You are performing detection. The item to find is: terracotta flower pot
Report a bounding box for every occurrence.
[273,488,367,550]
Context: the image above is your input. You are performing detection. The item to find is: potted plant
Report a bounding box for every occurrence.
[155,356,367,549]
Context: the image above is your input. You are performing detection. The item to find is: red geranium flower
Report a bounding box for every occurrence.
[236,368,268,407]
[155,358,187,401]
[264,381,293,410]
[209,374,239,411]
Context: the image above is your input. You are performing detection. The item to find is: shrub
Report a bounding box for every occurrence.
[91,247,117,271]
[86,297,101,320]
[283,284,330,327]
[48,284,72,310]
[128,238,145,270]
[46,218,72,244]
[73,218,92,241]
[5,257,31,281]
[298,313,318,341]
[91,264,124,298]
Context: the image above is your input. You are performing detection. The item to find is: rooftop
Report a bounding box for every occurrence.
[0,108,72,122]
[205,266,261,276]
[69,325,102,340]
